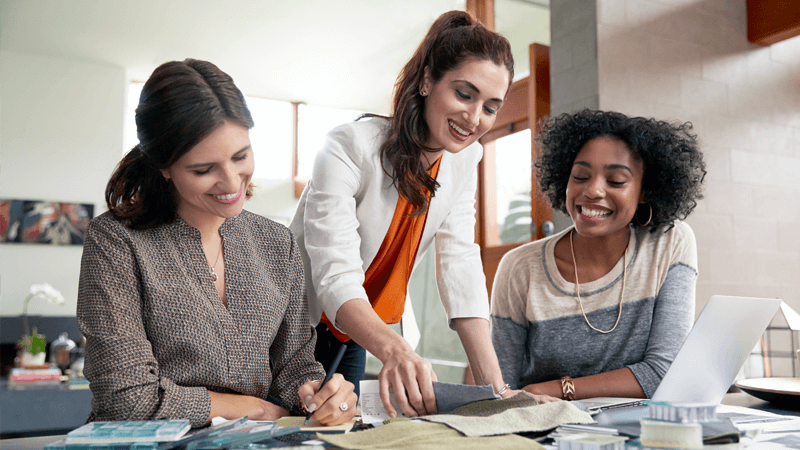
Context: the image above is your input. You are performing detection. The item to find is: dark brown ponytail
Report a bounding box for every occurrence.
[381,10,513,215]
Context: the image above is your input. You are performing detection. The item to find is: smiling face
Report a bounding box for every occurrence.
[566,136,644,239]
[161,121,253,229]
[420,58,509,164]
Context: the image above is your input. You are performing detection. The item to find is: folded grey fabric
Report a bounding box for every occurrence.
[447,391,539,416]
[423,392,595,437]
[432,381,499,414]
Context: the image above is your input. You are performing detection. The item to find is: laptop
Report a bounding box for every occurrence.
[579,295,783,413]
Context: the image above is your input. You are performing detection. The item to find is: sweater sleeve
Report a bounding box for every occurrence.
[77,218,210,427]
[490,248,532,390]
[627,225,697,398]
[268,236,326,414]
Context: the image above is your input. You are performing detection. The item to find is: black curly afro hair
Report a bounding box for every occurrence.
[535,109,706,232]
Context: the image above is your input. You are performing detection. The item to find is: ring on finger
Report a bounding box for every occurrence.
[339,402,348,412]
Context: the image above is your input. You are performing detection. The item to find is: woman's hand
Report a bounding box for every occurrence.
[298,374,358,426]
[333,299,438,418]
[378,345,438,418]
[501,387,560,404]
[207,391,288,423]
[522,382,563,404]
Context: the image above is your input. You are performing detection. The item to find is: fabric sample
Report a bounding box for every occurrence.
[320,419,544,450]
[446,391,539,416]
[423,393,594,437]
[432,382,499,414]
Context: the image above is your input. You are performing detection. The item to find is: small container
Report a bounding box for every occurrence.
[69,347,85,379]
[647,401,717,424]
[640,418,702,449]
[49,332,76,374]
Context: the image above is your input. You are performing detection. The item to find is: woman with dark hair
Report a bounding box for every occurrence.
[491,109,706,400]
[290,10,515,417]
[77,59,356,427]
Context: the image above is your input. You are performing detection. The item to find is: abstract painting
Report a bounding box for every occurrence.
[0,199,94,245]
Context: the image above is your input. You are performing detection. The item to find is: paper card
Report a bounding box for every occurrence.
[359,380,409,425]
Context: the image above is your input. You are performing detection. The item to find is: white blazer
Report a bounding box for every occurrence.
[289,118,490,332]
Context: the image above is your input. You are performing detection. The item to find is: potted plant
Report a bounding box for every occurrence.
[17,283,65,367]
[17,327,48,367]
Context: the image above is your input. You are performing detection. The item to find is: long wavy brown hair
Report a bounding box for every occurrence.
[379,10,513,215]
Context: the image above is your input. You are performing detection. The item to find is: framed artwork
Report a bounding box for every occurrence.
[0,199,94,245]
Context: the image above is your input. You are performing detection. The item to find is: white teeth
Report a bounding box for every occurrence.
[449,120,470,136]
[580,206,611,217]
[213,193,237,200]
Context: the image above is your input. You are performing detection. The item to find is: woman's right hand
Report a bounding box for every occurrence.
[298,374,358,426]
[207,391,289,423]
[333,298,438,418]
[378,345,438,418]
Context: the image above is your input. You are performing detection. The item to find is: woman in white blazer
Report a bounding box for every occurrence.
[290,10,515,418]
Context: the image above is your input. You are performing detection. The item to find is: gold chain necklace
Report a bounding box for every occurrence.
[569,228,627,334]
[209,240,222,284]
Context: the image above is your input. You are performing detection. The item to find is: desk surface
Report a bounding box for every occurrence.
[2,393,798,450]
[720,392,800,417]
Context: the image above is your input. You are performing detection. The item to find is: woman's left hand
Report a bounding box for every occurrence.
[298,374,358,426]
[522,382,563,403]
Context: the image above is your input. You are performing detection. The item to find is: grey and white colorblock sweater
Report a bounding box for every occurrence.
[491,222,697,398]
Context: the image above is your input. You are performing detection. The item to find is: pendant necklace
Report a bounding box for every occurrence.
[209,240,223,284]
[569,228,627,334]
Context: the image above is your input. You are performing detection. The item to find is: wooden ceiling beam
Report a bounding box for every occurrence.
[748,0,800,45]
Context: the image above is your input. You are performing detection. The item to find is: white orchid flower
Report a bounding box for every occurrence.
[23,283,66,337]
[29,283,65,305]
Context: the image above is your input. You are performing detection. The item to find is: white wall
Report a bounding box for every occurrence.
[0,51,125,316]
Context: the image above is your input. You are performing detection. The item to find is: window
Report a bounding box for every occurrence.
[297,104,366,180]
[124,82,368,184]
[246,97,292,179]
[494,129,533,244]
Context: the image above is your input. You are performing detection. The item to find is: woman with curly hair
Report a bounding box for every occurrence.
[491,109,706,401]
[291,10,515,417]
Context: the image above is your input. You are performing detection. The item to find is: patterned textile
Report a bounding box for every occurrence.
[77,211,324,427]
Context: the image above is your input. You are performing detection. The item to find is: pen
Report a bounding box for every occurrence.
[305,343,348,424]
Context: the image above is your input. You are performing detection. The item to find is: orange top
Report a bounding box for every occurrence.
[321,158,442,342]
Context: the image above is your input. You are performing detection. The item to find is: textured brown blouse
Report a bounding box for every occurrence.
[77,211,324,427]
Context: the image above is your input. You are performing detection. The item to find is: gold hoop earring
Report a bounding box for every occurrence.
[636,203,652,227]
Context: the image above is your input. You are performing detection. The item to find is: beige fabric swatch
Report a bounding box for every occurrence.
[319,419,543,450]
[422,395,595,437]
